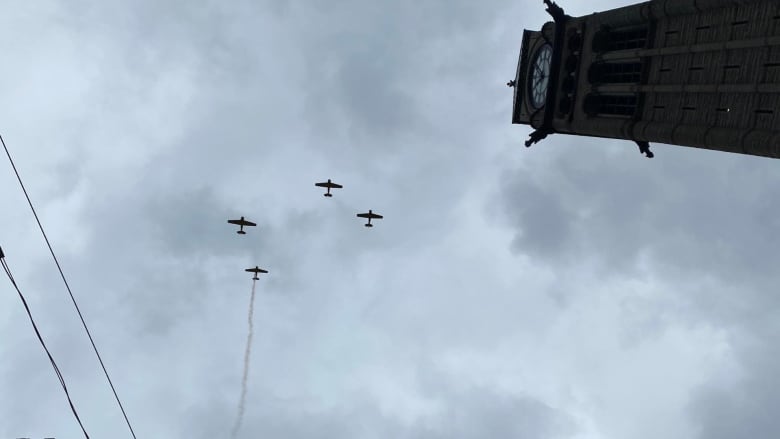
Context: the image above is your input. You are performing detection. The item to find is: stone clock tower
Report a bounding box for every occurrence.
[511,0,780,159]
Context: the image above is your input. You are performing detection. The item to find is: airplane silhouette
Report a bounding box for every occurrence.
[315,179,343,197]
[227,216,256,234]
[245,266,269,280]
[357,210,383,227]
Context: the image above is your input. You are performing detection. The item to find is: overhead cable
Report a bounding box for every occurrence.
[1,248,90,438]
[1,135,137,438]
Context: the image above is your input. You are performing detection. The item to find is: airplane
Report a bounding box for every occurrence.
[245,266,269,280]
[227,216,256,234]
[357,210,383,227]
[315,179,343,197]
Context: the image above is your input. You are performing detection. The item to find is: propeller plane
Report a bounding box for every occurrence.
[315,179,343,197]
[357,210,383,227]
[245,266,269,280]
[227,216,256,235]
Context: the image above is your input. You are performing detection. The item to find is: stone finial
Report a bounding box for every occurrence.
[525,128,552,147]
[636,141,654,158]
[543,0,568,22]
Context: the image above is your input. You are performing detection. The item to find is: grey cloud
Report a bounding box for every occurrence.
[688,331,780,439]
[498,139,780,439]
[498,145,780,289]
[294,0,513,154]
[422,391,576,439]
[501,174,574,260]
[185,384,577,439]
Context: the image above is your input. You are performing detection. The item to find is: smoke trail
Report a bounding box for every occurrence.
[231,279,256,438]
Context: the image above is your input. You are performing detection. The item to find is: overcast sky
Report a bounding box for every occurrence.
[1,0,779,438]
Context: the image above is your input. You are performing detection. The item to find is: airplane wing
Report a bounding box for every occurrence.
[316,182,343,189]
[370,212,383,219]
[357,213,370,219]
[245,267,268,273]
[228,219,256,227]
[357,212,383,219]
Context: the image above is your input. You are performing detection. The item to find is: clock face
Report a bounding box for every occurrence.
[529,44,553,109]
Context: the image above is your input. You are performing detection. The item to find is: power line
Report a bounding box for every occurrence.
[1,135,137,438]
[1,249,90,438]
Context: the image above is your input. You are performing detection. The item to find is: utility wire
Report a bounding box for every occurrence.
[1,135,137,438]
[1,251,90,438]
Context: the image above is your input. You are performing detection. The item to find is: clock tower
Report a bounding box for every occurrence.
[511,0,780,159]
